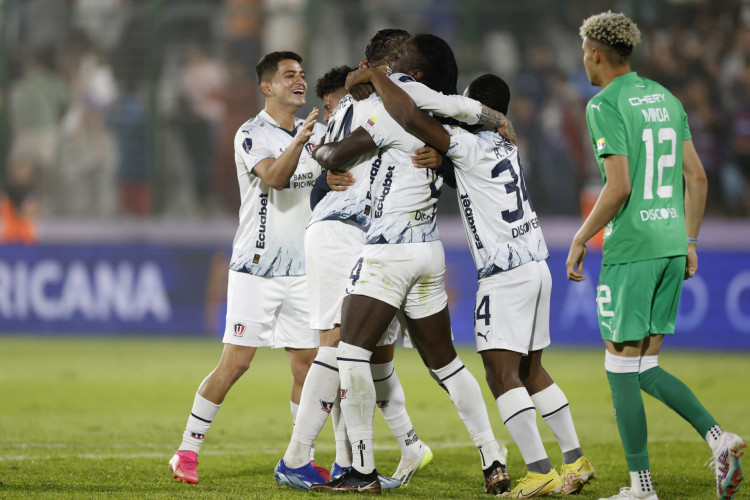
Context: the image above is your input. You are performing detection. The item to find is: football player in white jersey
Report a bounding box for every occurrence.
[310,35,512,496]
[350,68,597,497]
[168,51,327,485]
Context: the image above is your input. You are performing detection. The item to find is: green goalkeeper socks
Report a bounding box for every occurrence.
[606,370,650,471]
[639,366,718,438]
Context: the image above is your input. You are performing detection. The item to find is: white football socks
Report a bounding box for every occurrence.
[179,392,221,453]
[337,342,376,474]
[371,361,423,459]
[497,387,550,471]
[530,383,583,463]
[283,346,340,468]
[433,356,504,468]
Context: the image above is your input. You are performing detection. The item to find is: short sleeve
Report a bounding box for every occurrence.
[235,128,275,174]
[586,99,627,158]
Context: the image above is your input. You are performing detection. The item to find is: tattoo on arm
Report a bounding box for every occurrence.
[479,104,518,144]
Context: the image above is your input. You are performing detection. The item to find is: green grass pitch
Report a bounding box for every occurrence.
[0,337,747,499]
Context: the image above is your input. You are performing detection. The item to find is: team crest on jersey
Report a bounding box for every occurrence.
[399,75,415,83]
[243,138,253,153]
[253,254,260,264]
[320,400,334,412]
[597,138,606,151]
[340,388,348,400]
[233,323,246,336]
[304,142,316,156]
[376,400,389,408]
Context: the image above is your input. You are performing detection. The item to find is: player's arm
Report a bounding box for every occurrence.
[312,127,377,170]
[682,138,708,279]
[348,68,450,154]
[566,154,631,281]
[253,108,319,190]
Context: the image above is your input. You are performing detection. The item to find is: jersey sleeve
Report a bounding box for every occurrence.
[391,73,482,125]
[445,125,479,171]
[360,102,425,153]
[235,127,276,175]
[586,98,627,158]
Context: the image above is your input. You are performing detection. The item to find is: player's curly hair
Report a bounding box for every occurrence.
[412,34,458,96]
[315,65,355,99]
[365,29,411,65]
[255,51,302,84]
[580,11,641,61]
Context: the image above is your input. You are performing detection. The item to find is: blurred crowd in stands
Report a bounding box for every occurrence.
[0,0,748,240]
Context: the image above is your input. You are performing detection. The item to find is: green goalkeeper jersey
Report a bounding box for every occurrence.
[586,72,691,265]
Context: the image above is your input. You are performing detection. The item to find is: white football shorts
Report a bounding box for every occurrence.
[351,240,448,320]
[223,270,318,348]
[305,220,401,346]
[474,259,551,354]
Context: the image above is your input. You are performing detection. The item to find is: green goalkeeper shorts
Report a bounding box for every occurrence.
[596,255,686,343]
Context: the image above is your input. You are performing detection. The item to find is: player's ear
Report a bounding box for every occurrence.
[359,59,369,69]
[411,69,423,82]
[260,80,272,96]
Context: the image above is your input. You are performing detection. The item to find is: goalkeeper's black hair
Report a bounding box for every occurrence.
[466,74,510,115]
[315,65,355,99]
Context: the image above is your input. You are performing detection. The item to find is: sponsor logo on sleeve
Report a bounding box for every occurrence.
[366,116,377,127]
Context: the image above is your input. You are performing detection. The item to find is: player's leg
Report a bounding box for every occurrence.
[372,333,432,486]
[271,275,330,490]
[170,270,276,484]
[599,261,657,499]
[279,222,360,484]
[403,242,509,494]
[520,261,594,495]
[636,256,745,499]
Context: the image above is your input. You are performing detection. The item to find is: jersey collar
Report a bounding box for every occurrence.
[259,109,299,137]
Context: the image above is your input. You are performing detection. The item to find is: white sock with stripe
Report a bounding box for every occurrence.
[337,342,376,474]
[179,392,221,453]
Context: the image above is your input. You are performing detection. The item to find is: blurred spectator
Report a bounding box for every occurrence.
[73,0,129,54]
[728,63,750,217]
[8,48,69,208]
[212,59,257,214]
[225,0,263,63]
[57,32,119,217]
[0,156,38,244]
[178,43,229,214]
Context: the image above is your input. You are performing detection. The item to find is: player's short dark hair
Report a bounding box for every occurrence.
[466,74,510,115]
[411,34,458,96]
[255,51,303,84]
[315,65,355,100]
[364,29,411,65]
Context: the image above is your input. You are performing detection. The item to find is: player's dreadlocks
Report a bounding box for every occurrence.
[315,65,355,100]
[580,11,641,63]
[365,29,411,65]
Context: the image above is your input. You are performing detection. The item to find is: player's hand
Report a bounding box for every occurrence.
[345,68,374,92]
[566,240,587,281]
[327,169,355,191]
[295,107,319,144]
[350,83,375,101]
[685,244,698,279]
[412,147,442,169]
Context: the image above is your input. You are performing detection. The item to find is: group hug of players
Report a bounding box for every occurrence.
[166,12,745,500]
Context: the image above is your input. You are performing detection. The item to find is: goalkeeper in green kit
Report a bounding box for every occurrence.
[566,11,745,500]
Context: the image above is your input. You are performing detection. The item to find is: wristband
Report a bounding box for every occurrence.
[687,237,698,244]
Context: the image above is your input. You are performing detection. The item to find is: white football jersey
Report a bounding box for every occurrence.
[446,127,549,278]
[230,109,326,277]
[362,102,444,244]
[308,73,483,231]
